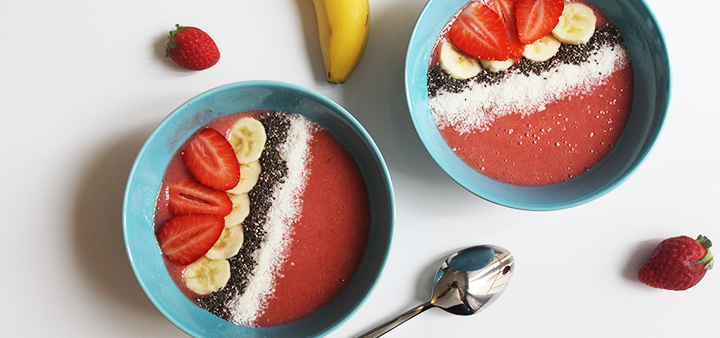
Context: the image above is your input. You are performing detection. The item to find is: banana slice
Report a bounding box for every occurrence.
[523,34,562,62]
[184,257,231,295]
[205,225,244,260]
[225,193,250,227]
[479,58,515,73]
[552,2,597,45]
[226,160,261,194]
[439,41,481,79]
[228,117,267,164]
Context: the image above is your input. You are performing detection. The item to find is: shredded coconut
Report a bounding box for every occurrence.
[228,114,314,325]
[430,44,630,134]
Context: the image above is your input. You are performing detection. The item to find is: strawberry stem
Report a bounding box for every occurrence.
[696,234,713,248]
[696,235,714,270]
[165,24,183,57]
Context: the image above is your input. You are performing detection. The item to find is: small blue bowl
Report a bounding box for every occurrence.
[406,0,670,211]
[123,81,394,337]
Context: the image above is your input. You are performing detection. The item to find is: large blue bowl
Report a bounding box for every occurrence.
[406,0,670,210]
[123,81,394,337]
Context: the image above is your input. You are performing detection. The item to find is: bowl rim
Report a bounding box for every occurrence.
[404,0,671,211]
[123,80,395,337]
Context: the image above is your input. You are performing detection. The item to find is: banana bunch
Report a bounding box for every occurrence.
[312,0,370,84]
[184,118,267,295]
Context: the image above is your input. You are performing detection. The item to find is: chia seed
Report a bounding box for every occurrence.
[196,111,292,321]
[427,24,627,98]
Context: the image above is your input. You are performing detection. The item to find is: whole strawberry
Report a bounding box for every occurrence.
[638,235,714,290]
[165,24,220,70]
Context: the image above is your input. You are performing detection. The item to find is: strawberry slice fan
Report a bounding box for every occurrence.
[449,0,565,61]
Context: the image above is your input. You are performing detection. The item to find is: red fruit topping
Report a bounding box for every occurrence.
[165,24,220,71]
[515,0,564,44]
[167,179,233,216]
[490,0,525,58]
[638,235,714,291]
[182,128,240,191]
[156,214,225,265]
[449,1,510,61]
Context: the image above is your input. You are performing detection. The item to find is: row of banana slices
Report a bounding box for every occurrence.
[185,117,268,295]
[441,2,597,78]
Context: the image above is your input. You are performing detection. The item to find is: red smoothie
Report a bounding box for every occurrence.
[428,0,634,186]
[256,127,370,326]
[438,66,633,186]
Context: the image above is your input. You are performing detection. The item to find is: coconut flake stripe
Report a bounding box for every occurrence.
[430,43,630,134]
[227,114,314,326]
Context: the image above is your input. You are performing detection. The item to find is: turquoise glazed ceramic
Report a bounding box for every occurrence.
[123,81,394,337]
[406,0,669,210]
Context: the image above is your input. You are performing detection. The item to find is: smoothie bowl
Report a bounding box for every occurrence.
[123,81,394,337]
[406,0,669,210]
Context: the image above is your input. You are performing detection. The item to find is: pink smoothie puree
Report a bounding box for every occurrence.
[428,0,633,186]
[154,110,370,327]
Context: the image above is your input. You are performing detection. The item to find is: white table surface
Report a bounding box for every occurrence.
[2,0,717,336]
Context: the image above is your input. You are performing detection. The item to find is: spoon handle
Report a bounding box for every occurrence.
[357,302,433,338]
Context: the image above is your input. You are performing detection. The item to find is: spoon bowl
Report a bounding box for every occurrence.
[359,245,514,337]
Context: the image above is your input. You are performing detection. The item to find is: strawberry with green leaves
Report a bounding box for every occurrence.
[638,235,714,290]
[165,24,220,70]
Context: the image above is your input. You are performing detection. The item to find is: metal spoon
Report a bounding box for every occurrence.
[358,245,514,338]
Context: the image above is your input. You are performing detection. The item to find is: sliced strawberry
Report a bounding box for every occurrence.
[167,179,232,216]
[156,214,225,265]
[182,128,240,191]
[449,1,510,61]
[515,0,565,44]
[490,0,525,59]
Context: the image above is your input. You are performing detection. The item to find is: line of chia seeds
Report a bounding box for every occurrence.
[427,24,627,98]
[196,111,291,321]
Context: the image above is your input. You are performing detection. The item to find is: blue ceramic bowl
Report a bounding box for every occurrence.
[406,0,670,210]
[123,81,394,337]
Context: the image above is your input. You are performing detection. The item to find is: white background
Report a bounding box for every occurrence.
[1,0,717,337]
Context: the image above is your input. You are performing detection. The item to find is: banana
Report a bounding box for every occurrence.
[228,117,266,164]
[523,34,561,62]
[205,225,244,260]
[479,58,515,73]
[184,257,231,295]
[227,160,261,195]
[439,41,481,79]
[552,2,597,45]
[225,193,250,228]
[312,0,370,83]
